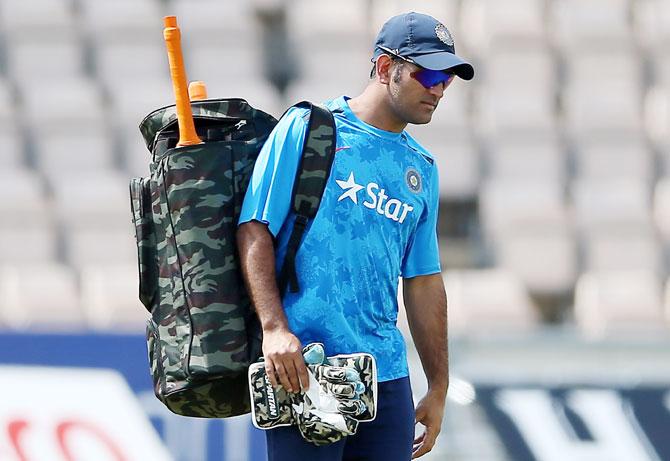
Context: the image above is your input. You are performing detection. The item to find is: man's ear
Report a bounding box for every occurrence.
[376,55,393,85]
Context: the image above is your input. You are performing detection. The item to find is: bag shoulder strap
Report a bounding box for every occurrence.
[278,101,336,294]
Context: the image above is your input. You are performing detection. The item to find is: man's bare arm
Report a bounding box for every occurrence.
[237,220,309,393]
[403,272,448,458]
[404,273,449,390]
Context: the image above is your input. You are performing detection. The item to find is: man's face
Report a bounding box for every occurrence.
[387,59,453,125]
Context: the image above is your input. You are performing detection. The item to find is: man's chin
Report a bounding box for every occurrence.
[408,115,433,125]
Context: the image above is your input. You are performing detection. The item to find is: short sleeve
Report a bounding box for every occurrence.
[238,107,309,236]
[401,166,441,278]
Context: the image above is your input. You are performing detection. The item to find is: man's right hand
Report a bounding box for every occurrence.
[237,221,308,392]
[262,327,310,393]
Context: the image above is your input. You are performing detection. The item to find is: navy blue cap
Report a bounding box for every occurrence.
[373,12,474,80]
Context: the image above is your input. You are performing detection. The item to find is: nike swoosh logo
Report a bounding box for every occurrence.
[292,403,304,414]
[335,146,351,153]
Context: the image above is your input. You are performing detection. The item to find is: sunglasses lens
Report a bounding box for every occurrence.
[412,69,454,88]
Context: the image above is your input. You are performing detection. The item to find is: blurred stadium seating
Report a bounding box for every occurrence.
[1,2,669,461]
[0,0,668,337]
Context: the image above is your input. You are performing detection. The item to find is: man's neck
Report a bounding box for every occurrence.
[347,87,407,133]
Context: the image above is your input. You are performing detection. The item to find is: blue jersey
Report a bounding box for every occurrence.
[239,96,441,381]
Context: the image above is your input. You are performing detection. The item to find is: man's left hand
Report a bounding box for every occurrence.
[412,389,446,458]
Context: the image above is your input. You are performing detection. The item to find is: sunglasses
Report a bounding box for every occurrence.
[410,69,455,89]
[377,47,455,89]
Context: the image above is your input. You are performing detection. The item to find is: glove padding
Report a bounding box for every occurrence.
[248,342,377,446]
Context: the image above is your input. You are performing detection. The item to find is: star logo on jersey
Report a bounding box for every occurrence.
[336,172,364,204]
[336,171,416,224]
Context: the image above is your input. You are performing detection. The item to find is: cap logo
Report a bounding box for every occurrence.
[435,24,454,47]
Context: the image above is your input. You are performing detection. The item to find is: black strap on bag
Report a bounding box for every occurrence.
[278,101,336,294]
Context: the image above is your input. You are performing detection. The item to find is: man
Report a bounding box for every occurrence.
[237,11,474,461]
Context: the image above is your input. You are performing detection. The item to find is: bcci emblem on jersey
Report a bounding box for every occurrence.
[405,168,422,194]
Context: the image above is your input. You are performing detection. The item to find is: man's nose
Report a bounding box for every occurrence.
[428,82,445,98]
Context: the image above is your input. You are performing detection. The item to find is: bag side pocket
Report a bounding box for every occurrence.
[130,177,158,312]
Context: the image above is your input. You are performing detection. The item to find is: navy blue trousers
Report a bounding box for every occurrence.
[266,377,415,461]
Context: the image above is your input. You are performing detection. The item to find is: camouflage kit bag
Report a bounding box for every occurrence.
[129,98,335,418]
